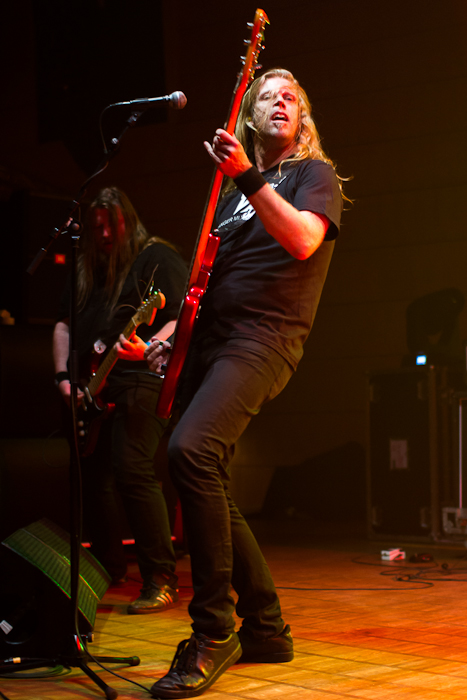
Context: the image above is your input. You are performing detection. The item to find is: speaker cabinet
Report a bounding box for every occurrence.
[442,391,467,536]
[0,519,110,659]
[367,367,453,541]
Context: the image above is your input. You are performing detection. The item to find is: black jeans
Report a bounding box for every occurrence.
[81,373,177,586]
[168,338,293,638]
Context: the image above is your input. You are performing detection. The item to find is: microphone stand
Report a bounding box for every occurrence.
[7,109,148,699]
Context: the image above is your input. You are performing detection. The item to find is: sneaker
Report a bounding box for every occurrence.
[237,624,294,663]
[150,632,241,698]
[127,581,179,614]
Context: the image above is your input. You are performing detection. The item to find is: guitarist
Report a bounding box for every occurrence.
[146,69,346,698]
[53,186,187,614]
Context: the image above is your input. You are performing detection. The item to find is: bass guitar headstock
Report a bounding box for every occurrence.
[240,9,269,86]
[225,8,269,134]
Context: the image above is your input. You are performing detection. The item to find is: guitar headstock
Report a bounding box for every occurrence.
[225,9,269,134]
[134,290,166,328]
[240,9,269,86]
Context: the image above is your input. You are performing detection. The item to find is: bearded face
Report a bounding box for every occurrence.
[91,206,126,260]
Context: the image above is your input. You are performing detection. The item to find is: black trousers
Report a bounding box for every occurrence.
[81,373,177,586]
[168,338,293,638]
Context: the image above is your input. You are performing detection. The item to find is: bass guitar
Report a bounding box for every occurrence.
[78,289,165,456]
[156,7,269,419]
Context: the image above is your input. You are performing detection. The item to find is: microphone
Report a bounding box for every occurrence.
[109,91,187,110]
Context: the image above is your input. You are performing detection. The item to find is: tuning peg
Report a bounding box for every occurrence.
[255,64,263,71]
[247,22,253,27]
[243,39,251,45]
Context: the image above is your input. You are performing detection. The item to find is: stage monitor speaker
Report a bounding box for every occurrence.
[0,519,110,659]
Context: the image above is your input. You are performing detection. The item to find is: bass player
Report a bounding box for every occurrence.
[145,69,345,697]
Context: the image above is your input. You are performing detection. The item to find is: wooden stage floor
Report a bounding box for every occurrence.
[2,517,467,700]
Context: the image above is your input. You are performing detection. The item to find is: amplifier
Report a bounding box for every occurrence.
[367,367,453,541]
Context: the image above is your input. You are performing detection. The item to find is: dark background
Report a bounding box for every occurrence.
[1,0,466,532]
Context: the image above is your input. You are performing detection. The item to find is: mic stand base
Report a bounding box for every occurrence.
[22,108,148,700]
[1,634,140,700]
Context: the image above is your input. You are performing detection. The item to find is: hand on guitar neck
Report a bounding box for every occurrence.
[117,317,177,363]
[115,332,148,361]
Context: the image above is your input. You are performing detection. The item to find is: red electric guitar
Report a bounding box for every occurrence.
[156,8,269,419]
[78,289,165,456]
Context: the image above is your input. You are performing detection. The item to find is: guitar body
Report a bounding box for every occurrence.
[156,232,220,419]
[78,394,115,458]
[76,350,109,457]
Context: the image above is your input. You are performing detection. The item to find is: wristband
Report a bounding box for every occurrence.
[54,371,70,386]
[233,166,267,197]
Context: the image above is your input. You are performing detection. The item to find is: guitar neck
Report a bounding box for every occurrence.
[188,169,224,287]
[87,315,139,398]
[185,9,268,291]
[155,9,268,421]
[187,81,250,289]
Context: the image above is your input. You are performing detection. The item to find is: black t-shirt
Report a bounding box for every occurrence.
[57,242,187,376]
[194,159,343,368]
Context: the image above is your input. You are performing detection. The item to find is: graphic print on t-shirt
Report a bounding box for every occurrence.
[217,175,288,230]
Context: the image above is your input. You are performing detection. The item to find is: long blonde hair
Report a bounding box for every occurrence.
[225,68,347,197]
[77,186,169,313]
